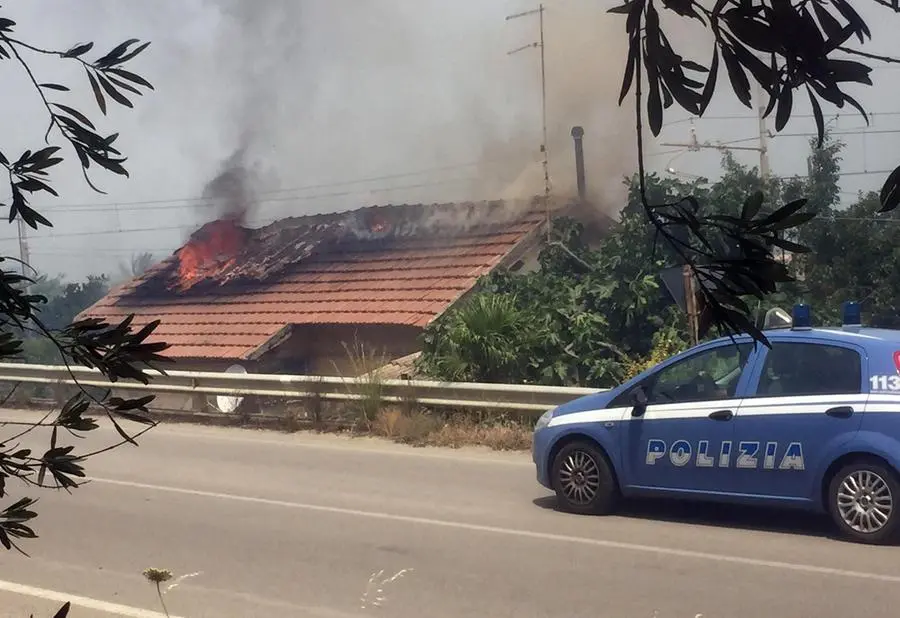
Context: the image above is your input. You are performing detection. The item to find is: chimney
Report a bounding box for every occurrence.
[571,126,586,202]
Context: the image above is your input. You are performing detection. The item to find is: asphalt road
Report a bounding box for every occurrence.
[0,411,898,618]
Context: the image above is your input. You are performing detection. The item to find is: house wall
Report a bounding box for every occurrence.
[258,323,423,377]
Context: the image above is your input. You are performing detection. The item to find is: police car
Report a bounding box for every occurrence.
[532,302,900,544]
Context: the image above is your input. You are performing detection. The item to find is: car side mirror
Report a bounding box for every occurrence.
[631,387,648,417]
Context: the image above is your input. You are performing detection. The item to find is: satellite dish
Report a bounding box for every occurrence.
[763,307,792,330]
[215,364,247,414]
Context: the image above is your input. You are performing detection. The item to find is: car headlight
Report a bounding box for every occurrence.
[534,409,554,431]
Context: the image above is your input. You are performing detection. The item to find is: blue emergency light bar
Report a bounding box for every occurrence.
[842,300,861,330]
[792,303,812,330]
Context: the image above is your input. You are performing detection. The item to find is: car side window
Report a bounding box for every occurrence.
[611,343,753,407]
[755,342,861,397]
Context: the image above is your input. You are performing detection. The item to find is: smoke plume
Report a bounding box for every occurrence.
[196,1,637,225]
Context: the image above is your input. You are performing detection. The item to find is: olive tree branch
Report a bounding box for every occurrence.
[0,35,56,142]
[4,37,92,65]
[0,34,105,193]
[837,46,900,64]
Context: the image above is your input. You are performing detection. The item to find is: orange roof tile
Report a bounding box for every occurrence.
[79,199,553,360]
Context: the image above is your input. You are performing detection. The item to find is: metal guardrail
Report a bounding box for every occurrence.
[0,363,604,413]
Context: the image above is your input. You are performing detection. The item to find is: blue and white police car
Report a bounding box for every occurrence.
[532,302,900,544]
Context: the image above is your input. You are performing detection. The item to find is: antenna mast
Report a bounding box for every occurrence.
[506,4,551,240]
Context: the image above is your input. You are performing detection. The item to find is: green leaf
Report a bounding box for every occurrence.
[751,197,807,227]
[0,18,15,32]
[16,178,57,194]
[97,74,132,108]
[775,86,792,131]
[618,35,639,105]
[85,69,107,115]
[107,67,154,90]
[645,55,664,135]
[681,60,708,73]
[721,44,751,108]
[812,2,845,44]
[765,211,817,232]
[741,191,764,221]
[721,9,780,53]
[607,2,632,14]
[64,42,94,58]
[830,0,871,43]
[806,86,825,149]
[827,59,873,86]
[51,103,96,130]
[96,38,140,66]
[769,236,811,253]
[113,41,151,66]
[105,74,141,96]
[39,83,69,92]
[842,92,869,125]
[698,48,719,115]
[878,166,900,213]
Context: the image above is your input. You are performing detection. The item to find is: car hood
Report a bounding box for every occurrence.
[552,389,619,417]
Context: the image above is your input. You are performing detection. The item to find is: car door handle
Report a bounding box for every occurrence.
[826,406,854,418]
[708,409,734,421]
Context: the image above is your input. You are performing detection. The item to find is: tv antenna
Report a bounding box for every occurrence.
[506,4,552,239]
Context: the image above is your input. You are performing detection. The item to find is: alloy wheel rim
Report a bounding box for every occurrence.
[836,470,894,534]
[559,450,602,505]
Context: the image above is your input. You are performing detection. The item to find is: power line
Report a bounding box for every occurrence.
[664,110,900,127]
[0,175,485,241]
[776,128,900,138]
[31,159,503,213]
[836,169,896,177]
[21,175,479,216]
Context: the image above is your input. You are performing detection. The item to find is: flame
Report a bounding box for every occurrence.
[368,213,391,235]
[174,217,247,289]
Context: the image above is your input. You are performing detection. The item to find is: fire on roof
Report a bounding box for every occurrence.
[135,199,542,297]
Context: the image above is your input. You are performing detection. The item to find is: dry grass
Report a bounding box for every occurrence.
[372,407,533,451]
[336,335,391,431]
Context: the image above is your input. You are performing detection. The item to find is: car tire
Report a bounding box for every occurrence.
[551,440,620,515]
[828,459,900,545]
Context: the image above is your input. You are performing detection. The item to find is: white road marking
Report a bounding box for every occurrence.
[92,476,900,585]
[0,579,182,618]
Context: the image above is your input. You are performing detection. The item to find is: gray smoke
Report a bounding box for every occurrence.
[194,1,639,226]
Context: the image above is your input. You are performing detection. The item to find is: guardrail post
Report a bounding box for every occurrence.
[189,378,205,414]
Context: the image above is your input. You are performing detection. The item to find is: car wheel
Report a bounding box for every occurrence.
[828,460,900,545]
[551,440,620,515]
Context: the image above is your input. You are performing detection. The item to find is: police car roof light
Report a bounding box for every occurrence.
[792,303,812,329]
[842,300,861,330]
[763,307,792,330]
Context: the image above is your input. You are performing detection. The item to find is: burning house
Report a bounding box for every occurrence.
[79,197,590,383]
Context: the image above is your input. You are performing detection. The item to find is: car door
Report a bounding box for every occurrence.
[732,339,866,502]
[618,340,758,495]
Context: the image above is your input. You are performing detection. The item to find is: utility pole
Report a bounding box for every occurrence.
[756,82,770,182]
[16,218,29,275]
[661,85,771,178]
[506,4,551,238]
[661,85,777,337]
[13,210,29,277]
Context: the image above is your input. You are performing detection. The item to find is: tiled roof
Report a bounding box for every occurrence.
[80,200,551,360]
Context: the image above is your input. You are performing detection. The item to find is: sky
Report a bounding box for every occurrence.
[0,0,898,281]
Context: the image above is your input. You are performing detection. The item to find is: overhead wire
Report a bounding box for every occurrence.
[33,158,504,213]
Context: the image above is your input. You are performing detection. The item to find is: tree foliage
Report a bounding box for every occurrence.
[610,0,900,345]
[0,9,170,554]
[420,136,850,388]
